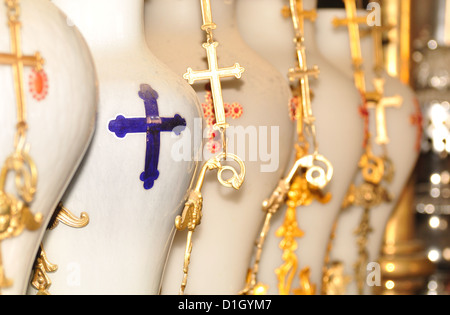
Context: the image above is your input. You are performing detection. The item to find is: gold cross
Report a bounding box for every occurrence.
[282,0,317,34]
[287,0,320,141]
[365,78,403,145]
[1,0,45,128]
[184,0,244,132]
[333,0,368,92]
[361,24,395,74]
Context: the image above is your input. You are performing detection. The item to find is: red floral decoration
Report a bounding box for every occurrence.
[29,69,49,101]
[358,92,370,149]
[289,96,300,121]
[201,84,244,154]
[410,98,424,152]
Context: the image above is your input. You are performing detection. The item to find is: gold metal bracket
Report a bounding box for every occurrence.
[30,203,89,295]
[47,203,90,231]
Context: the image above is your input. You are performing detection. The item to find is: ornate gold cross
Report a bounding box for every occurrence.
[361,24,395,74]
[332,0,368,92]
[287,0,320,137]
[184,0,244,133]
[1,0,45,128]
[365,78,403,145]
[282,0,317,33]
[184,43,244,132]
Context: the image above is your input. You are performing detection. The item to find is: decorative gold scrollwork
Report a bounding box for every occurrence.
[175,190,203,232]
[322,261,352,295]
[48,203,90,231]
[29,203,89,295]
[176,152,245,233]
[214,152,246,190]
[296,154,333,190]
[0,152,42,237]
[293,267,316,295]
[359,151,385,185]
[0,151,42,293]
[262,179,290,214]
[31,244,58,295]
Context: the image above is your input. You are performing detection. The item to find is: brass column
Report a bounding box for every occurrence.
[376,176,435,295]
[376,0,435,295]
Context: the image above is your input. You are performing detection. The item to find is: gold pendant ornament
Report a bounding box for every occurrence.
[340,146,393,294]
[292,267,316,295]
[176,0,246,295]
[321,261,351,295]
[275,173,331,295]
[0,0,45,294]
[322,0,401,295]
[240,0,333,296]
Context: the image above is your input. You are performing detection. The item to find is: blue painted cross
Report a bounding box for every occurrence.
[108,84,186,190]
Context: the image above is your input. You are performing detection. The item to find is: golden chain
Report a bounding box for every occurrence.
[176,0,246,295]
[240,0,333,296]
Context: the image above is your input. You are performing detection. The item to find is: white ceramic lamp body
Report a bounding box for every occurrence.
[145,0,294,295]
[28,0,202,295]
[236,0,364,294]
[315,9,420,294]
[0,0,97,295]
